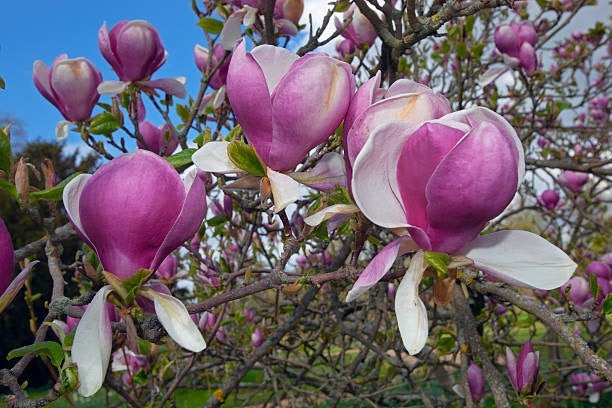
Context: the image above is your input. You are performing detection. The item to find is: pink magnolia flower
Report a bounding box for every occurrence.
[155,255,179,280]
[33,55,102,140]
[587,261,611,280]
[537,189,560,210]
[560,277,591,307]
[335,4,377,49]
[343,72,451,191]
[467,362,485,403]
[506,341,540,395]
[558,170,589,193]
[347,106,575,354]
[251,328,264,347]
[63,150,207,396]
[111,349,148,384]
[193,41,354,211]
[570,372,609,403]
[0,218,37,313]
[135,121,179,156]
[97,20,186,98]
[194,44,231,90]
[494,21,538,74]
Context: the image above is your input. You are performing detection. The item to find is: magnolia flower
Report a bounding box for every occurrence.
[336,39,356,59]
[335,4,377,49]
[155,255,179,280]
[343,72,451,190]
[559,170,589,193]
[468,362,485,403]
[193,41,354,211]
[560,277,591,307]
[537,189,560,210]
[587,261,611,280]
[63,150,207,396]
[570,372,609,403]
[0,218,37,313]
[97,20,186,98]
[194,44,231,90]
[135,121,179,156]
[251,328,264,347]
[346,107,575,354]
[494,21,538,75]
[111,349,148,384]
[33,55,102,140]
[506,341,541,395]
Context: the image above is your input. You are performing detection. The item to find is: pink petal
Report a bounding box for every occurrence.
[346,236,417,302]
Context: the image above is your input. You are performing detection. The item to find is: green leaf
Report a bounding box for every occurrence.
[123,269,152,304]
[0,76,5,90]
[90,113,121,135]
[176,104,190,122]
[470,43,485,60]
[165,148,197,168]
[102,271,129,302]
[207,214,227,227]
[334,0,351,12]
[603,294,612,315]
[0,177,17,199]
[589,273,599,299]
[227,141,266,177]
[0,127,11,175]
[464,15,475,34]
[456,42,468,59]
[424,252,452,279]
[7,341,64,369]
[29,172,82,202]
[436,333,456,354]
[198,18,224,34]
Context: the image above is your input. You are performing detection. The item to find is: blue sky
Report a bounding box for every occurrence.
[0,1,206,150]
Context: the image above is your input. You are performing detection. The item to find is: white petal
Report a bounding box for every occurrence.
[212,86,226,109]
[140,287,206,352]
[588,392,600,404]
[243,5,258,26]
[395,251,428,355]
[477,66,508,88]
[62,173,93,245]
[351,121,414,228]
[267,168,300,213]
[462,230,576,290]
[250,45,299,94]
[55,121,71,141]
[304,204,359,227]
[72,285,113,397]
[192,141,242,173]
[221,11,244,51]
[346,237,417,302]
[97,80,128,95]
[291,152,347,191]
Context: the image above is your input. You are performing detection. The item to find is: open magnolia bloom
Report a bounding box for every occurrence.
[62,150,207,396]
[347,107,576,355]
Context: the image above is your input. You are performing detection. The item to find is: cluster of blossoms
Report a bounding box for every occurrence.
[20,15,586,401]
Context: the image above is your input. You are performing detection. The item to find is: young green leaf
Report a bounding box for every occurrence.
[227,141,266,177]
[7,341,64,370]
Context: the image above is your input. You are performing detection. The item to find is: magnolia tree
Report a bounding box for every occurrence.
[0,0,610,406]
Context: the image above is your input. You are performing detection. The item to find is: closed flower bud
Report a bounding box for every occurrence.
[226,41,354,171]
[251,328,264,347]
[99,20,166,82]
[136,121,179,156]
[560,277,591,306]
[194,44,231,90]
[33,55,102,122]
[494,21,538,75]
[506,341,540,395]
[558,170,589,193]
[467,362,485,403]
[538,189,560,210]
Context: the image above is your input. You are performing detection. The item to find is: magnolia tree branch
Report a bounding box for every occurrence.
[14,223,76,262]
[203,285,321,407]
[464,275,612,381]
[452,286,511,408]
